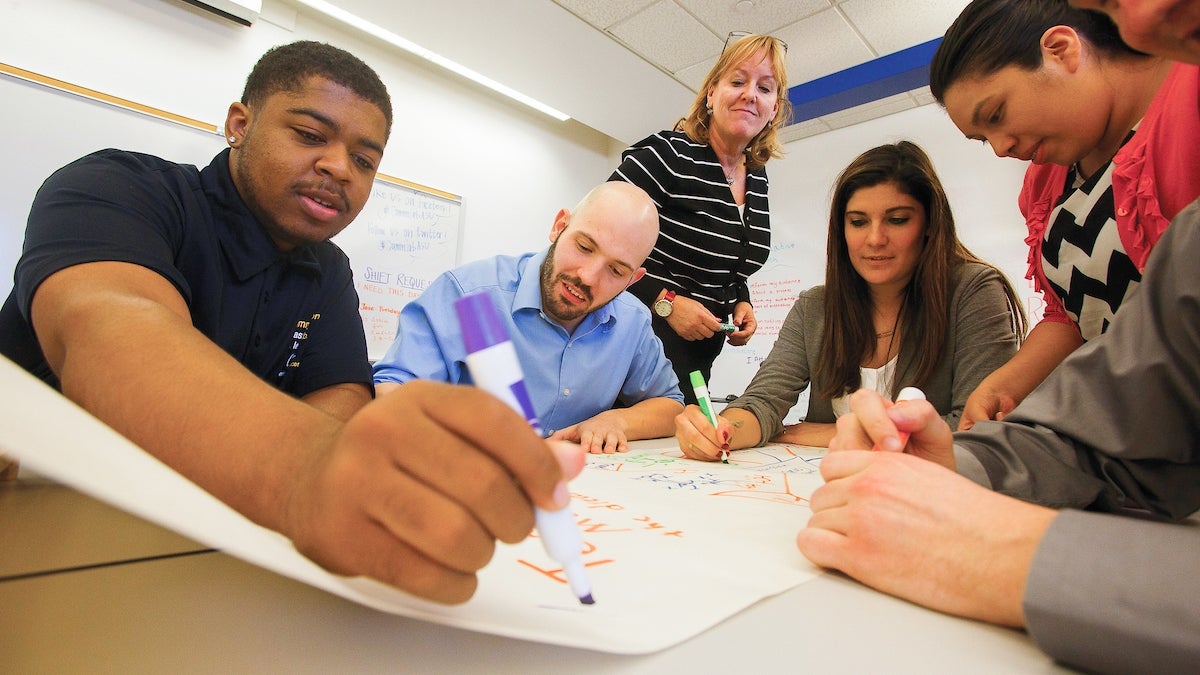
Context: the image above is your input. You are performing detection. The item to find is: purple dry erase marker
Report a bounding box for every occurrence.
[453,292,595,605]
[455,291,543,433]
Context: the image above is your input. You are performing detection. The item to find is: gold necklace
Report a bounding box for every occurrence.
[875,296,905,357]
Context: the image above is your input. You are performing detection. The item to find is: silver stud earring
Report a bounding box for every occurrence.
[228,136,237,143]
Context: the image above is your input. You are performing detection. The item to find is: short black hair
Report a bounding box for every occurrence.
[242,40,393,139]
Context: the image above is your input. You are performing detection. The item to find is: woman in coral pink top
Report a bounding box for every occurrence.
[929,0,1200,429]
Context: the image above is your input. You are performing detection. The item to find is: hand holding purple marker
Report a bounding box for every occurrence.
[453,291,595,605]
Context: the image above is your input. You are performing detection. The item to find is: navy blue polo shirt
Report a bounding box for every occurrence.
[0,148,372,397]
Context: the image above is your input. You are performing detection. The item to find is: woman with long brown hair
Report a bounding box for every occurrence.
[675,141,1025,458]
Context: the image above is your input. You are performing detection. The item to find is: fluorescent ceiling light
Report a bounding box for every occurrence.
[183,0,262,26]
[292,0,571,121]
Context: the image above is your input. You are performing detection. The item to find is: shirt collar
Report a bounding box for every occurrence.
[515,247,618,331]
[202,148,323,282]
[513,249,548,314]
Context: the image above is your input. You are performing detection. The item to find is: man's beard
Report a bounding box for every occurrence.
[539,240,593,324]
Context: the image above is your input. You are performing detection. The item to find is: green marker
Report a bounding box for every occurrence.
[688,370,727,463]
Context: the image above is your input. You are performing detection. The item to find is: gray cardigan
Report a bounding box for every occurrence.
[727,262,1020,443]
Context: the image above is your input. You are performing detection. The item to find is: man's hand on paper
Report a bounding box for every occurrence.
[798,388,1056,628]
[797,449,1054,628]
[283,380,584,604]
[551,411,631,454]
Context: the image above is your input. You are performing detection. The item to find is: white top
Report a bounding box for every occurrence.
[830,355,898,417]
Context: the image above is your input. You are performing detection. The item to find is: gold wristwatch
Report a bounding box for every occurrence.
[653,290,676,317]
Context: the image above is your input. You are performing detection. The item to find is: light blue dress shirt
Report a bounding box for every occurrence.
[372,249,683,435]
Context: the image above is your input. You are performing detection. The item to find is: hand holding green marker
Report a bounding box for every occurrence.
[688,371,727,463]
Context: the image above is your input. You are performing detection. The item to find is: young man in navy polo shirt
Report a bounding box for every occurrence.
[0,41,581,605]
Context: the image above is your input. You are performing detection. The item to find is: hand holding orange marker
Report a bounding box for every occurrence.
[871,386,926,452]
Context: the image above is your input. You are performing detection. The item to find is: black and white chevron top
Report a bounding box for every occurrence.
[1043,131,1142,341]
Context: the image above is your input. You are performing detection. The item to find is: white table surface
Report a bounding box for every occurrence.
[0,470,1074,674]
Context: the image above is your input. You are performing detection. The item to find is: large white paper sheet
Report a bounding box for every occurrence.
[1,355,824,654]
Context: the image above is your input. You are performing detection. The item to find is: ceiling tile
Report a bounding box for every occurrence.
[309,1,972,145]
[839,0,971,55]
[820,91,916,129]
[912,86,937,106]
[674,59,714,92]
[774,8,874,85]
[609,1,725,73]
[779,117,832,143]
[552,0,658,30]
[677,0,831,36]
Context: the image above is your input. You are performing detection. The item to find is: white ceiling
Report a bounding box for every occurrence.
[290,0,974,145]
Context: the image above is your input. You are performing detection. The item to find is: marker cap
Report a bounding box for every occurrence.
[455,292,508,354]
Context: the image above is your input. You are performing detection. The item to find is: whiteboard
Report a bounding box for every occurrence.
[707,233,815,422]
[332,180,463,360]
[0,66,462,363]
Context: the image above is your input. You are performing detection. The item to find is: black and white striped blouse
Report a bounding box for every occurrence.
[610,130,771,315]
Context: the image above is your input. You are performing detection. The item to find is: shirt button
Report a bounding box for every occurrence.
[563,388,571,396]
[1117,207,1129,217]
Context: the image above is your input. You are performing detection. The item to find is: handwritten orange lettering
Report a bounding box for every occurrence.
[517,558,615,585]
[576,517,631,534]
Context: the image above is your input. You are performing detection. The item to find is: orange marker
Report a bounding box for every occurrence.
[872,386,926,451]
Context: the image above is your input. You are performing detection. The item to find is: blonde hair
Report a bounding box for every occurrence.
[675,34,792,169]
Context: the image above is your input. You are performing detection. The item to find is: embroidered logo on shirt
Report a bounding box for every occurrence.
[277,312,320,378]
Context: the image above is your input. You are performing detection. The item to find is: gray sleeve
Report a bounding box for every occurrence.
[726,287,821,444]
[954,201,1200,519]
[953,446,990,487]
[1024,510,1200,674]
[937,263,1020,430]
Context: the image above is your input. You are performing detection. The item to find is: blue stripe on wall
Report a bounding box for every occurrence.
[786,38,942,124]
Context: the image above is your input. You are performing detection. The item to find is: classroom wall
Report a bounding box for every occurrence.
[0,0,620,300]
[2,0,1035,410]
